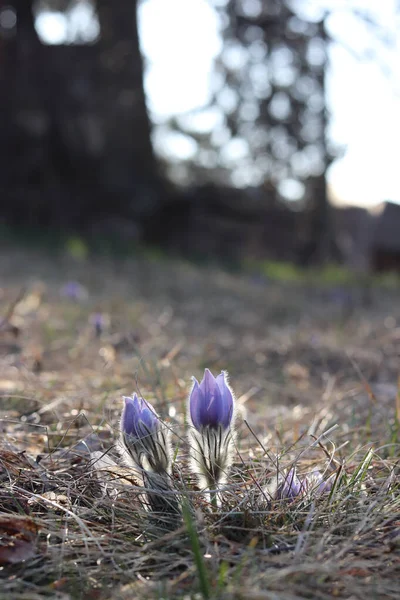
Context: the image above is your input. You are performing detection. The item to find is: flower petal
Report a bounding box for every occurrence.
[277,468,303,499]
[317,474,334,495]
[201,369,217,397]
[216,372,233,428]
[121,394,158,439]
[121,396,136,436]
[199,369,222,428]
[189,378,203,430]
[139,405,158,434]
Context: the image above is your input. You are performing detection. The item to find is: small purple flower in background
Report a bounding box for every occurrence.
[304,470,335,496]
[275,468,305,500]
[310,334,320,348]
[188,369,236,492]
[250,274,268,286]
[119,393,171,475]
[267,467,335,502]
[330,287,352,306]
[89,312,110,337]
[60,281,88,302]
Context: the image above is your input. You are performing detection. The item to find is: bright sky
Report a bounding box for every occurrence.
[33,0,400,207]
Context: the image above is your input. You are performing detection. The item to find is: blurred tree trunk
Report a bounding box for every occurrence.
[96,0,161,217]
[0,0,38,167]
[0,0,161,230]
[0,0,45,225]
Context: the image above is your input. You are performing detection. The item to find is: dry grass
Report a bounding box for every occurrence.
[1,245,400,599]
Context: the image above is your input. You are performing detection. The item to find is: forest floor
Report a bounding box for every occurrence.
[1,244,400,600]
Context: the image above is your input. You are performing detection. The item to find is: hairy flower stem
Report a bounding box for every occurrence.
[145,472,181,530]
[209,483,219,510]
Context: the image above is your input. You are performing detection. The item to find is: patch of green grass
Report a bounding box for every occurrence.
[244,256,400,288]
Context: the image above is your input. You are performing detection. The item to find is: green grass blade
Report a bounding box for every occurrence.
[182,499,211,600]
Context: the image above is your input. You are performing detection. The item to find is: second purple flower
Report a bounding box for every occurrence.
[190,368,234,432]
[188,369,236,492]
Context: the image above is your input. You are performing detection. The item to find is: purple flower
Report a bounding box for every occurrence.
[275,468,305,500]
[267,468,336,503]
[120,394,170,474]
[60,281,88,301]
[190,369,234,431]
[188,369,236,491]
[119,394,179,522]
[121,394,159,440]
[305,470,335,496]
[89,312,109,337]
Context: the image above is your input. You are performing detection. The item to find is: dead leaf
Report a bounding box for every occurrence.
[91,451,141,487]
[0,515,39,564]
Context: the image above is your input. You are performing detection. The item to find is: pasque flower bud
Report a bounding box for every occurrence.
[119,393,180,527]
[120,393,171,474]
[188,369,236,490]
